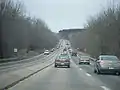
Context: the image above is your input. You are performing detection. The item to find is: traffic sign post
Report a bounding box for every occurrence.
[14,48,18,56]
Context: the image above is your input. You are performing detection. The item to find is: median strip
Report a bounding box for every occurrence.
[0,49,62,90]
[0,61,54,90]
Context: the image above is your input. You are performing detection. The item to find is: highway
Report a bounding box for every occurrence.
[0,40,120,90]
[0,40,63,74]
[9,60,103,90]
[72,56,120,90]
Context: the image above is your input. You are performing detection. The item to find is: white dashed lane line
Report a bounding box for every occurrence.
[79,68,82,70]
[100,86,111,90]
[86,73,92,77]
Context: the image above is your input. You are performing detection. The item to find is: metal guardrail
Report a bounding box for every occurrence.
[0,48,59,66]
[0,41,61,64]
[0,53,44,64]
[0,57,19,63]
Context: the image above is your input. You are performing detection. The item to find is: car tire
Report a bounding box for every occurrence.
[96,68,101,74]
[54,65,57,68]
[79,62,81,64]
[94,68,97,73]
[68,65,70,68]
[115,72,120,76]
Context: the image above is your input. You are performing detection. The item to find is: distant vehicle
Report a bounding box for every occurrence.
[79,55,90,65]
[63,48,67,52]
[66,43,69,45]
[71,51,77,56]
[44,50,50,55]
[68,47,70,49]
[61,51,68,55]
[50,48,55,52]
[94,55,120,75]
[55,54,70,68]
[69,49,72,53]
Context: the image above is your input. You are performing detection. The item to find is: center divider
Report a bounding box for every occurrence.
[0,48,63,90]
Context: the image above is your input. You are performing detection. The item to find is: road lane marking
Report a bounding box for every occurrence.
[86,73,91,76]
[79,68,82,70]
[100,86,111,90]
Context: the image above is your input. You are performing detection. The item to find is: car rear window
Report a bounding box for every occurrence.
[101,56,119,61]
[81,56,89,60]
[59,55,69,59]
[45,50,49,52]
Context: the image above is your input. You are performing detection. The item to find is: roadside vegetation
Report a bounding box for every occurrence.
[70,3,120,57]
[0,0,58,58]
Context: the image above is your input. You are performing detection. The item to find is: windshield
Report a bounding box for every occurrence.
[59,55,69,59]
[101,56,119,61]
[81,56,89,60]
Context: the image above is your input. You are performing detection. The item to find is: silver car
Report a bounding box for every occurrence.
[79,55,90,65]
[94,55,120,75]
[44,50,50,55]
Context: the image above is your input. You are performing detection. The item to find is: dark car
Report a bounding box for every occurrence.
[79,55,90,65]
[94,55,120,75]
[54,54,70,68]
[71,51,77,56]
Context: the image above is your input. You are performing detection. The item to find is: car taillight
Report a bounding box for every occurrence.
[100,60,104,64]
[65,60,70,62]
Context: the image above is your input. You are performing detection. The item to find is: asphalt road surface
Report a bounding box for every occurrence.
[1,40,120,90]
[72,56,120,90]
[0,49,59,74]
[9,59,109,90]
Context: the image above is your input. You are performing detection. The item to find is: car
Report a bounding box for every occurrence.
[63,48,67,52]
[79,55,90,65]
[71,51,77,56]
[44,50,50,55]
[69,49,72,53]
[54,54,70,68]
[50,48,55,52]
[94,55,120,75]
[61,51,68,55]
[66,43,69,45]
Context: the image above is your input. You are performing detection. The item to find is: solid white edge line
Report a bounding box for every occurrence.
[86,73,91,76]
[100,86,111,90]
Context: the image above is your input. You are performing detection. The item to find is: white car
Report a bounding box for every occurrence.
[79,55,90,65]
[44,50,50,55]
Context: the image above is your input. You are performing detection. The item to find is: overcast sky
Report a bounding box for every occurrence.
[20,0,119,32]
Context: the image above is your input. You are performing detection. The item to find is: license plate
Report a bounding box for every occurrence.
[61,63,64,65]
[109,67,114,69]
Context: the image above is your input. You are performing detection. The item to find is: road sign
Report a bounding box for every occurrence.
[14,48,18,53]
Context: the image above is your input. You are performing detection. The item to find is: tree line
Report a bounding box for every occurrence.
[69,3,120,58]
[0,0,58,58]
